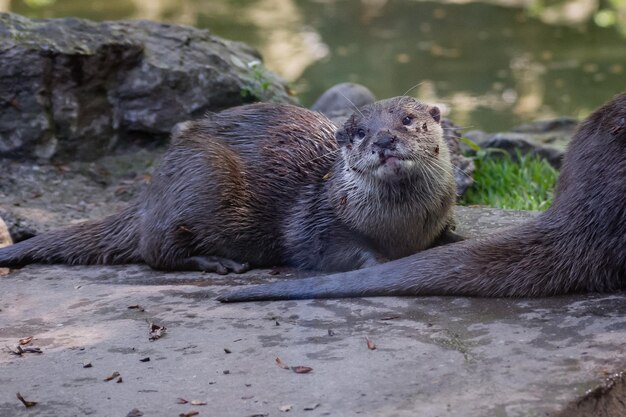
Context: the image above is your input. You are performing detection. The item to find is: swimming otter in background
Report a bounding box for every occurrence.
[218,91,626,301]
[0,97,459,273]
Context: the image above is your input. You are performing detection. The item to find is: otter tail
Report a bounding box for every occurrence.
[218,215,622,302]
[0,206,141,268]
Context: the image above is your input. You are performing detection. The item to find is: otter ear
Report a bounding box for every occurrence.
[429,106,441,124]
[335,128,351,146]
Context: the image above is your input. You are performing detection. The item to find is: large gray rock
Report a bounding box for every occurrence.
[0,13,294,161]
[1,208,625,417]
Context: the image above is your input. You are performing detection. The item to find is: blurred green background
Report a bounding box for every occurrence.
[5,0,626,131]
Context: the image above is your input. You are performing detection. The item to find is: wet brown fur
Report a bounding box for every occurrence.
[0,98,457,273]
[219,91,626,301]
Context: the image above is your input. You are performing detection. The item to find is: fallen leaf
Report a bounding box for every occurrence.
[16,392,37,408]
[104,371,120,382]
[6,346,23,356]
[366,337,376,350]
[126,409,143,417]
[139,357,150,362]
[7,345,42,356]
[18,336,33,345]
[190,400,207,406]
[128,305,145,312]
[176,398,189,404]
[179,412,199,417]
[291,366,313,374]
[279,404,293,412]
[148,321,166,341]
[223,348,232,354]
[83,361,93,368]
[275,357,290,370]
[304,403,320,411]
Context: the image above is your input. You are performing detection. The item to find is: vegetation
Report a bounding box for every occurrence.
[460,149,559,211]
[240,61,273,101]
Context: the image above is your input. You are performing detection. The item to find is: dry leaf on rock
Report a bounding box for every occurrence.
[18,336,33,345]
[275,357,290,370]
[7,345,42,356]
[179,412,199,417]
[104,371,120,382]
[304,403,320,411]
[291,366,313,374]
[16,392,37,408]
[190,400,207,406]
[366,337,376,350]
[148,321,166,341]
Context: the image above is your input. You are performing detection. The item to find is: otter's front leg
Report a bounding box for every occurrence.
[285,222,385,272]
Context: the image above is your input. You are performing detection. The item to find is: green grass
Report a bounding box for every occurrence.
[461,152,559,211]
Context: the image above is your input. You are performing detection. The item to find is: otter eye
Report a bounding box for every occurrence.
[402,116,413,126]
[356,129,366,139]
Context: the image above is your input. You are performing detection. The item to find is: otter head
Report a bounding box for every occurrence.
[335,96,446,181]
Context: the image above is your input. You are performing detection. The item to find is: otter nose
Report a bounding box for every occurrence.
[373,132,396,149]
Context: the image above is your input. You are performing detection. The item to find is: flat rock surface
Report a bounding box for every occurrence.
[1,209,625,417]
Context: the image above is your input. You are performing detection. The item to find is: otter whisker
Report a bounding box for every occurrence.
[305,148,341,164]
[401,82,425,98]
[338,91,364,118]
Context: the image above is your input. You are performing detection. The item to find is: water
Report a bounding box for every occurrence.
[6,0,626,131]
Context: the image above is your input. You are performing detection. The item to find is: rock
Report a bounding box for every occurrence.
[312,83,475,197]
[0,148,162,242]
[0,13,294,162]
[464,118,578,169]
[311,82,377,125]
[1,208,625,417]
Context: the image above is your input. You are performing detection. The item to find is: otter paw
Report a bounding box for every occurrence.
[182,256,250,274]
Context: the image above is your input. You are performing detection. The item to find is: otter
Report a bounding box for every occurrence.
[0,97,459,273]
[218,91,626,301]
